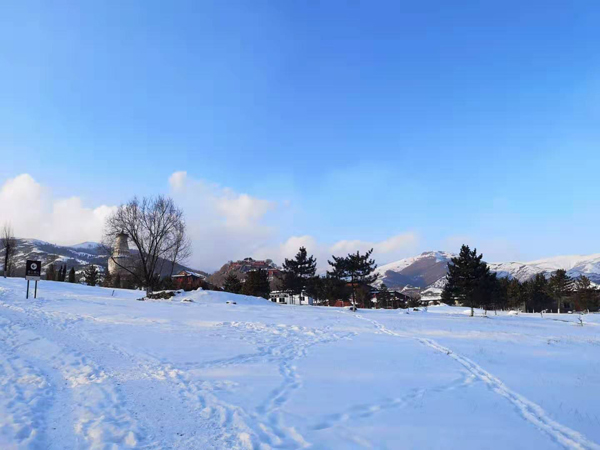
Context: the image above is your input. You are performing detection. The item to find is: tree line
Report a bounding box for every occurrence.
[221,246,379,307]
[442,245,600,316]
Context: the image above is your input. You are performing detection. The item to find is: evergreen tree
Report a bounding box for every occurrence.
[46,264,56,281]
[241,269,270,299]
[327,249,377,308]
[68,267,76,283]
[478,273,509,314]
[377,284,392,309]
[60,265,67,281]
[548,269,574,313]
[84,264,99,286]
[507,278,525,310]
[525,273,553,313]
[315,275,349,306]
[441,245,490,317]
[573,276,599,312]
[223,273,242,294]
[102,269,113,287]
[282,247,317,294]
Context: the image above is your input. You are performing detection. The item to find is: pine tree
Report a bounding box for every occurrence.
[441,245,490,317]
[327,249,377,308]
[377,284,392,309]
[282,247,317,294]
[507,278,525,310]
[46,264,56,281]
[68,267,76,283]
[223,273,242,294]
[573,276,599,312]
[317,275,350,306]
[548,269,574,313]
[241,269,270,299]
[525,273,553,313]
[102,269,113,287]
[60,265,67,281]
[84,264,99,286]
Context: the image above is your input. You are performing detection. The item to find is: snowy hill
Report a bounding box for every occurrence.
[375,251,454,289]
[7,238,109,275]
[1,277,600,449]
[376,251,600,290]
[489,253,600,283]
[2,238,203,278]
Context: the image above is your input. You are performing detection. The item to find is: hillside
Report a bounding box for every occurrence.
[1,238,204,278]
[490,254,600,283]
[376,251,600,291]
[374,251,454,289]
[1,277,599,449]
[208,257,280,289]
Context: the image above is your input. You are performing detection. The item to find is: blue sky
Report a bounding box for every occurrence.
[1,1,599,270]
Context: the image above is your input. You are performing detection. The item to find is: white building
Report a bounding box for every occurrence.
[108,232,133,279]
[269,290,314,306]
[420,287,443,306]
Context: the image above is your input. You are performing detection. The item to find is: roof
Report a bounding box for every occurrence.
[172,270,204,279]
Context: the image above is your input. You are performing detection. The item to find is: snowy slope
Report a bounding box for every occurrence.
[2,238,204,279]
[490,253,600,283]
[1,278,600,449]
[6,238,109,275]
[376,251,600,290]
[375,251,454,289]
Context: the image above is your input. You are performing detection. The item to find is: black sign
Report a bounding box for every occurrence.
[26,260,41,280]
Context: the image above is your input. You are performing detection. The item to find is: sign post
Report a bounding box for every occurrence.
[25,260,41,299]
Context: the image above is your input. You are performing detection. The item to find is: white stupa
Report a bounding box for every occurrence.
[108,232,133,278]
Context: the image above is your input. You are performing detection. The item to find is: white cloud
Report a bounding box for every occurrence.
[0,174,116,245]
[169,171,278,270]
[255,233,419,274]
[171,172,419,271]
[1,172,423,273]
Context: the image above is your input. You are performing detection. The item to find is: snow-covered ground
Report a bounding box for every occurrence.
[1,278,599,449]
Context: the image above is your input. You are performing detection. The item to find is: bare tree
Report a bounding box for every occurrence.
[168,220,192,277]
[1,224,16,278]
[104,196,190,295]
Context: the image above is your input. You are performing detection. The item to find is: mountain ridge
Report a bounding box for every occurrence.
[376,251,600,290]
[1,238,204,278]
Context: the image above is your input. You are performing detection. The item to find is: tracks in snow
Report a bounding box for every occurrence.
[0,298,143,449]
[1,292,352,449]
[0,316,52,448]
[354,313,600,450]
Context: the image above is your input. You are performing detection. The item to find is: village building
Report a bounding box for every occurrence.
[419,287,443,306]
[370,288,413,309]
[172,270,206,291]
[269,290,314,306]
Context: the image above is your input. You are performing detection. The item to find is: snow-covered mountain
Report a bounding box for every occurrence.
[375,251,454,289]
[6,239,109,275]
[2,238,203,278]
[489,254,600,284]
[376,251,600,290]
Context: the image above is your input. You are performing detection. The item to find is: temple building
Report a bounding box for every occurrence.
[108,232,133,278]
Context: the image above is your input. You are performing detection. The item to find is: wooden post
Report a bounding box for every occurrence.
[26,280,30,299]
[34,280,38,299]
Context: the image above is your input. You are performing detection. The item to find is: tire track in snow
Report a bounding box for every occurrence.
[354,313,600,450]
